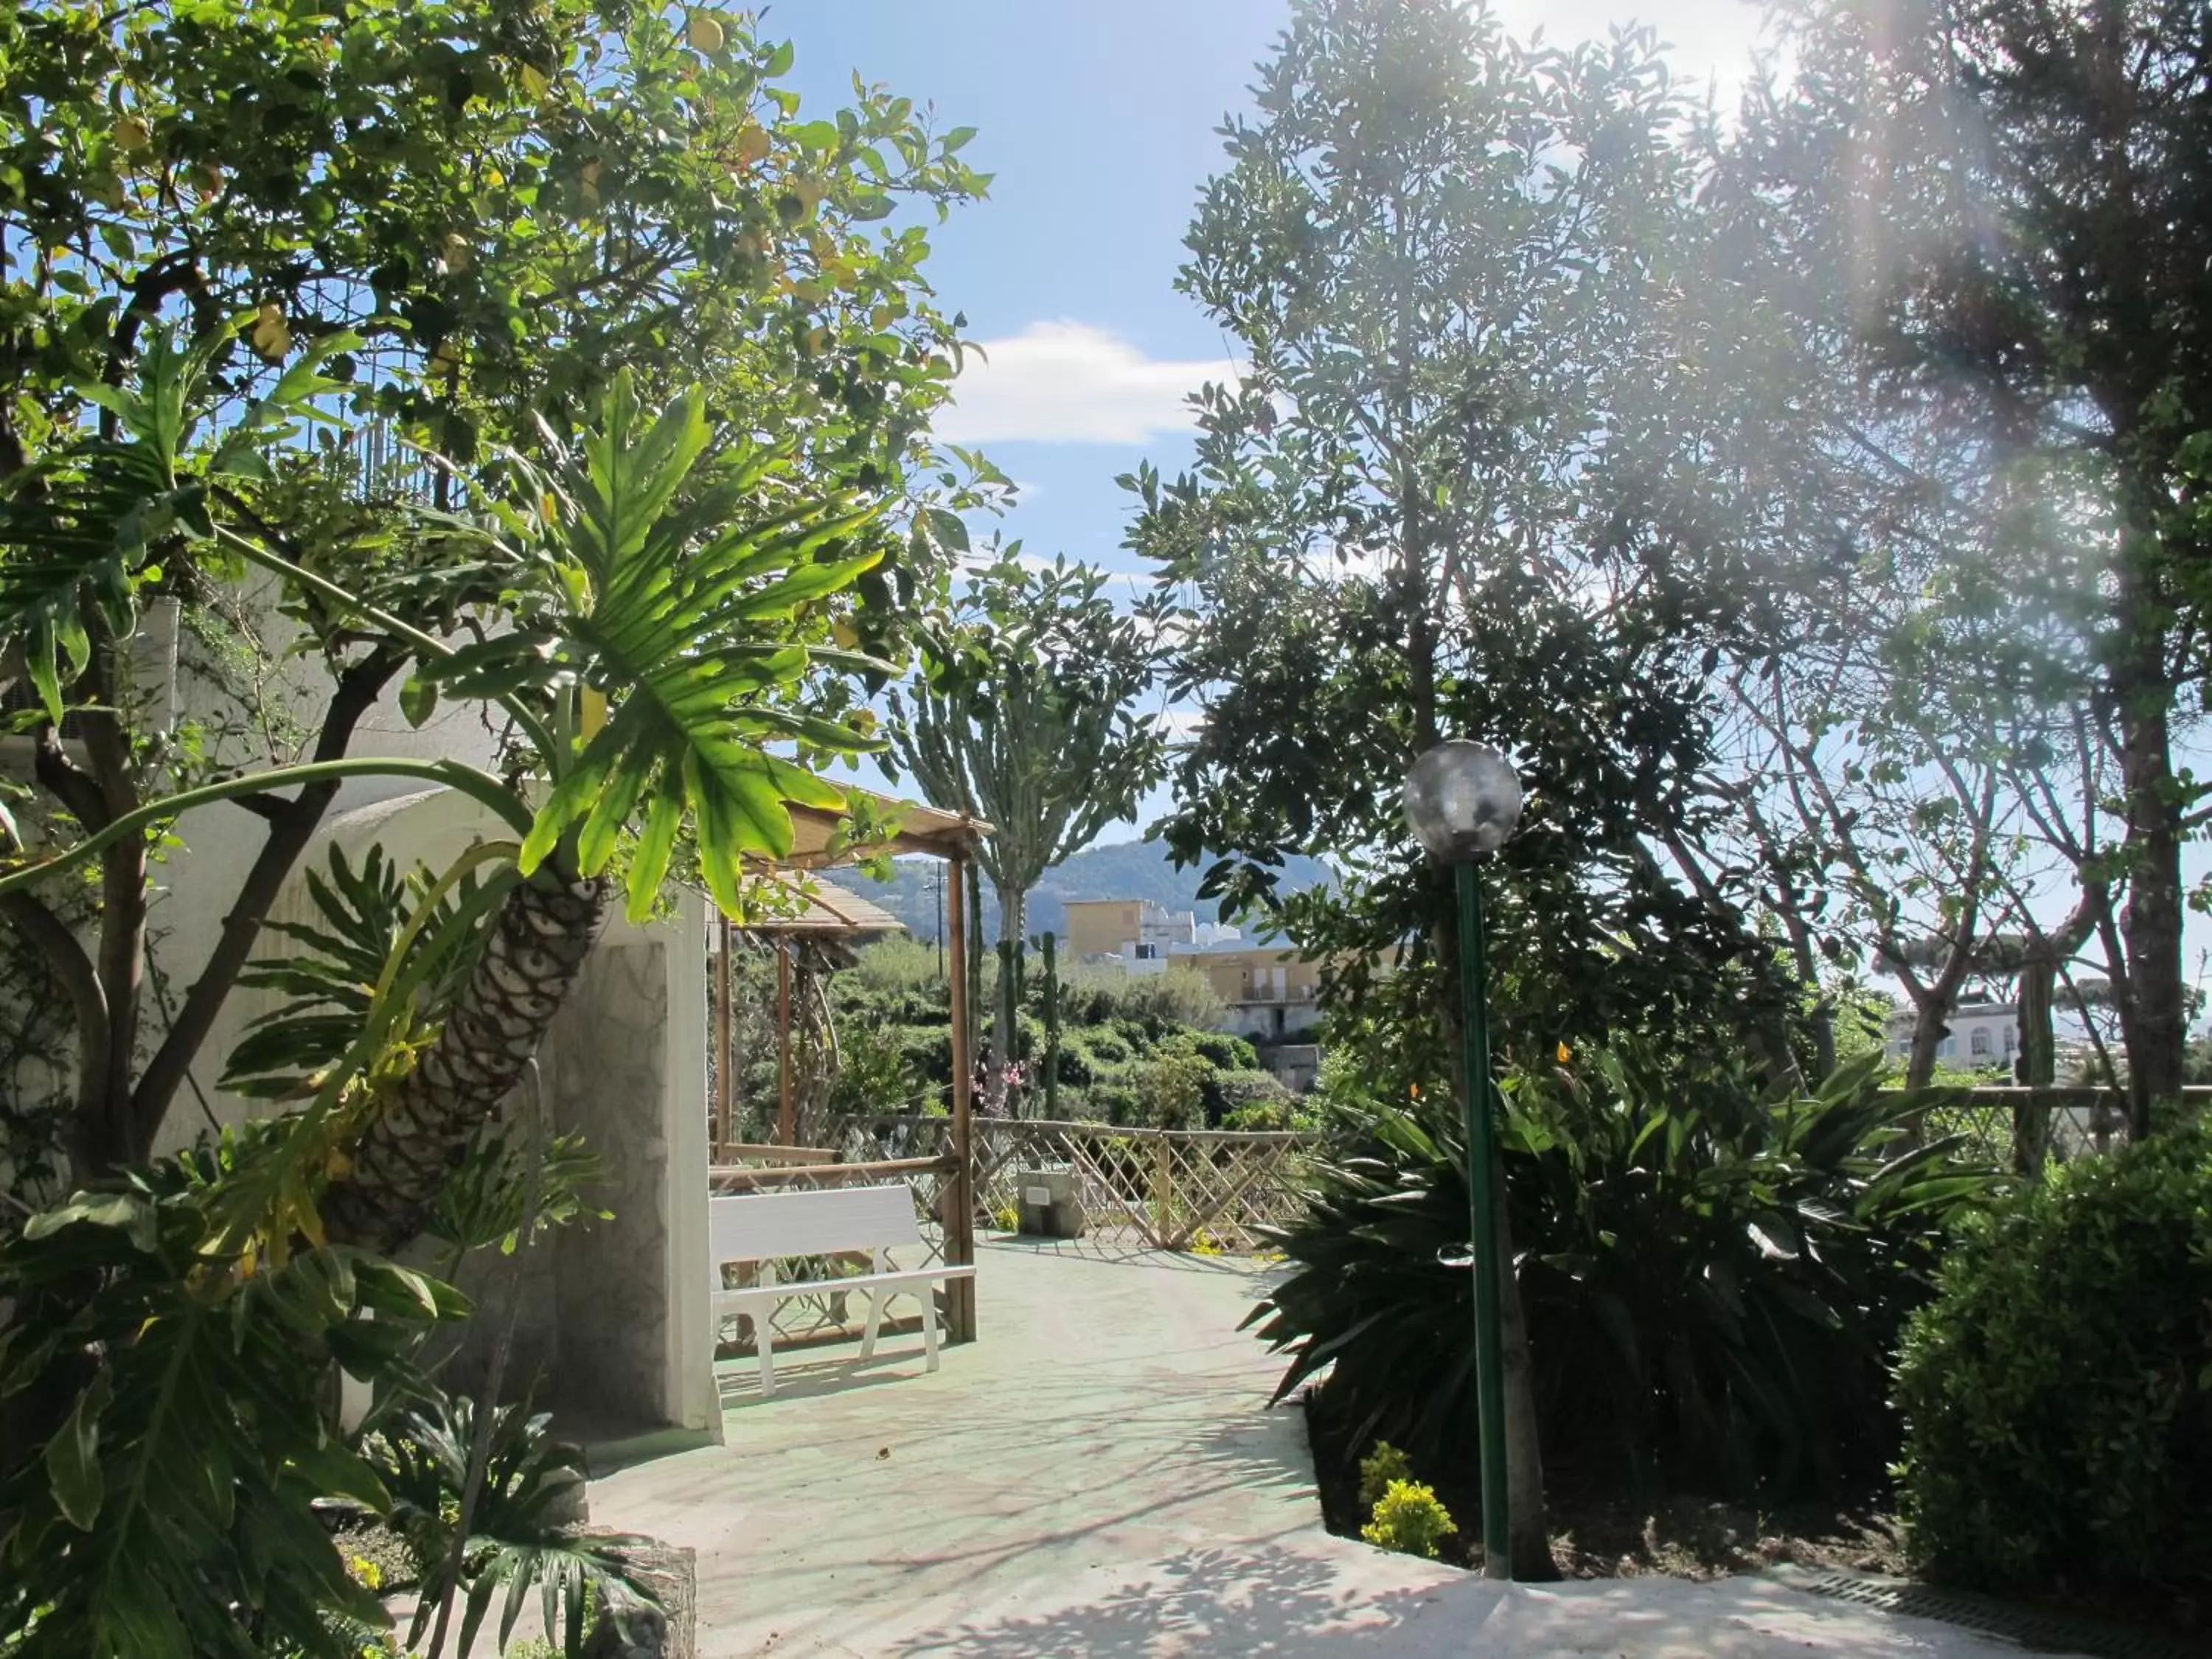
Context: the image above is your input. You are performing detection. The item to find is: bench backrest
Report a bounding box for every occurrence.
[708,1184,922,1273]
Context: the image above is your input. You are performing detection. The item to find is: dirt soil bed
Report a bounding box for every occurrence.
[1303,1393,2205,1645]
[1301,1393,1906,1579]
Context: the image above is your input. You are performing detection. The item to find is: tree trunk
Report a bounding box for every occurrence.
[1903,1001,1950,1091]
[2117,694,2184,1138]
[1489,1138,1554,1579]
[993,882,1024,1114]
[2014,950,2056,1173]
[323,866,607,1253]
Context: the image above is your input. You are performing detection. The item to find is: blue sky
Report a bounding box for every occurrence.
[779,1,1770,581]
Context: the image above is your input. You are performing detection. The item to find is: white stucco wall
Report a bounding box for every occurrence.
[175,785,714,1433]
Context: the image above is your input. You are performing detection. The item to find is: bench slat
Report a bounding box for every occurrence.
[715,1264,975,1309]
[708,1183,923,1265]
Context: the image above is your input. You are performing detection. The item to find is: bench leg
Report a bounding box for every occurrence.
[860,1285,886,1360]
[920,1285,941,1374]
[757,1319,776,1399]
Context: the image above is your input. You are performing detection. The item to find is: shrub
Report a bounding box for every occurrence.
[1189,1030,1259,1071]
[1064,964,1227,1032]
[0,1138,471,1655]
[1894,1123,2212,1594]
[1360,1480,1455,1559]
[849,936,945,996]
[1206,1067,1290,1126]
[1357,1441,1413,1509]
[893,1026,953,1089]
[1134,1051,1211,1130]
[1251,1046,1998,1500]
[364,1391,661,1653]
[829,1021,924,1119]
[1077,1024,1133,1065]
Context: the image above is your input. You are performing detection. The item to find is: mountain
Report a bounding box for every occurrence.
[834,838,1335,944]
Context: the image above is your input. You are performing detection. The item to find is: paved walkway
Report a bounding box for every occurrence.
[591,1240,2061,1657]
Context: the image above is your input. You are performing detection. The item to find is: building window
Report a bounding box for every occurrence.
[1134,944,1158,961]
[1938,1036,1955,1057]
[1970,1029,1990,1057]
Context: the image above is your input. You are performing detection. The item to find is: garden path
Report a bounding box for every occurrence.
[588,1239,2068,1658]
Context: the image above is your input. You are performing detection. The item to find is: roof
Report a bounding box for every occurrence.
[780,792,990,866]
[727,876,904,938]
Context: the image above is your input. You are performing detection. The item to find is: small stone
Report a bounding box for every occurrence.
[1854,1554,1882,1572]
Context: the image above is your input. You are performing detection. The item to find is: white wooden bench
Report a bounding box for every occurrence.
[708,1184,975,1399]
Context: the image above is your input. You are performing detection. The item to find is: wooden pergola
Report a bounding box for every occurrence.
[709,874,902,1153]
[712,792,990,1342]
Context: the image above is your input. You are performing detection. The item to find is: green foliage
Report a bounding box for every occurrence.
[223,844,488,1100]
[0,0,995,1179]
[361,1393,658,1658]
[828,1020,929,1119]
[1061,966,1225,1034]
[0,0,987,474]
[427,1121,610,1270]
[1253,1048,1999,1500]
[824,942,1262,1127]
[1893,1124,2212,1594]
[1208,1069,1293,1127]
[430,369,888,922]
[1360,1480,1455,1560]
[1356,1441,1413,1511]
[0,1161,468,1658]
[1124,0,1804,1079]
[849,936,944,997]
[1133,1051,1211,1132]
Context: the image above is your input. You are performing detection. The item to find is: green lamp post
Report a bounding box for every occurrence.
[1403,737,1523,1580]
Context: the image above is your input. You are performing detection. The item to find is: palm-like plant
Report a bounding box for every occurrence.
[1254,1047,1999,1502]
[0,333,893,1248]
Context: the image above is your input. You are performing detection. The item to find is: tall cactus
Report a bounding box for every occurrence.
[890,552,1166,1085]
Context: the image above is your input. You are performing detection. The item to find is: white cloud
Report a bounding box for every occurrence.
[935,320,1239,446]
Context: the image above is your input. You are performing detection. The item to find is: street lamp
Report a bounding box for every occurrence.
[1402,738,1523,1581]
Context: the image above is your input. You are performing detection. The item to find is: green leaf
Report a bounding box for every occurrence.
[46,1368,113,1531]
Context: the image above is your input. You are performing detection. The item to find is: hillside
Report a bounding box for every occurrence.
[838,838,1334,944]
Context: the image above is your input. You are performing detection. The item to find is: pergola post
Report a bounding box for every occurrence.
[776,937,795,1144]
[945,849,978,1342]
[714,916,733,1157]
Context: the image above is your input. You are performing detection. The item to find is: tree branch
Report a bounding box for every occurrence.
[128,647,406,1139]
[0,888,108,1109]
[32,726,106,830]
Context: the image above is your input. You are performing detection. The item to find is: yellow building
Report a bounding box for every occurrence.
[1061,898,1148,961]
[1195,947,1325,1043]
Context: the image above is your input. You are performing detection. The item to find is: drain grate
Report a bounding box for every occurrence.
[1764,1565,2203,1659]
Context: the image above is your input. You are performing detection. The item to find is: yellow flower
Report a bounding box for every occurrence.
[1556,1041,1571,1065]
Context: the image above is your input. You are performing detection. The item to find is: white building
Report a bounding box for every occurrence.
[1885,1001,2018,1067]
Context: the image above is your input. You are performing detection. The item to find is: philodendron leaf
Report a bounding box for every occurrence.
[46,1368,114,1530]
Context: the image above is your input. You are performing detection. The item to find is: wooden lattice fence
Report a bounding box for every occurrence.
[840,1114,1315,1253]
